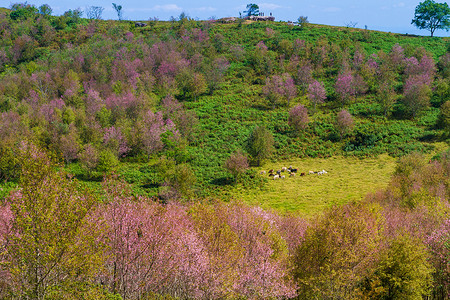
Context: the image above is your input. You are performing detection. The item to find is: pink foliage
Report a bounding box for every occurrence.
[224,204,297,298]
[0,203,13,288]
[288,105,309,132]
[307,80,326,110]
[99,180,209,298]
[85,89,104,116]
[426,219,450,298]
[263,73,297,107]
[256,41,268,52]
[389,44,405,68]
[335,72,367,103]
[140,110,178,155]
[336,110,354,136]
[103,126,130,157]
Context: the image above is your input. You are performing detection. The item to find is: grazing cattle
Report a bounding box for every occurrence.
[289,173,295,177]
[291,168,298,173]
[281,167,287,172]
[309,171,315,175]
[300,172,305,176]
[273,174,280,180]
[269,173,274,177]
[268,169,274,173]
[276,170,281,175]
[318,170,328,175]
[280,175,286,179]
[260,171,266,175]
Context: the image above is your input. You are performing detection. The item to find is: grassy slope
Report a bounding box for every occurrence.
[1,16,448,215]
[119,23,449,215]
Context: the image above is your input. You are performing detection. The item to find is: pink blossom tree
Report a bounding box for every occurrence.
[336,110,354,138]
[263,73,297,108]
[288,105,309,135]
[307,80,326,113]
[225,150,249,182]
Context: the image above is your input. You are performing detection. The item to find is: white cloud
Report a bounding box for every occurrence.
[124,5,183,13]
[259,3,283,10]
[152,4,183,12]
[323,7,342,13]
[393,2,406,8]
[192,6,217,12]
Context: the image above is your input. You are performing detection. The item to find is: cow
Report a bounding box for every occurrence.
[273,174,280,180]
[260,170,266,175]
[309,171,315,175]
[280,175,286,179]
[276,170,281,175]
[300,172,305,176]
[281,167,287,172]
[289,173,295,177]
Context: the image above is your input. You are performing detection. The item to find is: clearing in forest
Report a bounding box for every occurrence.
[232,154,397,216]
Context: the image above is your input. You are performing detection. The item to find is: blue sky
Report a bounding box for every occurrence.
[5,0,450,36]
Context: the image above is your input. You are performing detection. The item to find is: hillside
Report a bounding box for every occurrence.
[0,4,449,299]
[0,6,449,207]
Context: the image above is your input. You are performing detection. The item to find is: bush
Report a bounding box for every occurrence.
[246,126,274,166]
[97,150,119,173]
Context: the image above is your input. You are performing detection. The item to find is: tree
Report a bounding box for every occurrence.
[225,150,249,182]
[292,204,383,299]
[361,235,433,299]
[246,126,274,166]
[307,80,326,113]
[438,100,450,135]
[112,3,123,21]
[4,142,104,298]
[288,105,309,134]
[10,3,38,20]
[86,6,104,20]
[297,16,309,28]
[412,0,450,37]
[38,4,52,17]
[336,110,354,138]
[244,3,259,17]
[262,74,297,108]
[403,75,432,118]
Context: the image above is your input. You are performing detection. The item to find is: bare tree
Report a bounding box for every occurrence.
[345,21,358,28]
[112,3,123,21]
[86,6,104,20]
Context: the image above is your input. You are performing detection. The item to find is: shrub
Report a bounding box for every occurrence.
[288,105,309,135]
[335,110,354,138]
[246,126,274,167]
[224,150,249,182]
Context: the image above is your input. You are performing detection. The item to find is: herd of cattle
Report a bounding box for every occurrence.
[260,166,328,180]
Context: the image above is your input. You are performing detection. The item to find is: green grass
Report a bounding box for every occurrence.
[231,154,397,216]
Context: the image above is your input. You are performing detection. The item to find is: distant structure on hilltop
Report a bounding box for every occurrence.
[246,12,275,21]
[219,12,274,23]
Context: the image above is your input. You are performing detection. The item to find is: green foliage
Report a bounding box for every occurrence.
[97,150,119,173]
[244,4,259,17]
[160,162,196,201]
[412,0,450,37]
[0,146,21,182]
[246,126,274,167]
[6,143,105,298]
[10,3,38,21]
[360,235,433,299]
[438,100,450,135]
[293,203,383,299]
